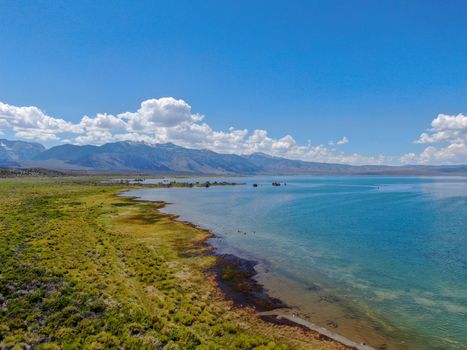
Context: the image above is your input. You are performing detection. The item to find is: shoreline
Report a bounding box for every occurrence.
[124,192,379,350]
[5,179,345,350]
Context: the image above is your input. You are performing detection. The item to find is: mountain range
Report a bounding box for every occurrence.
[1,139,466,176]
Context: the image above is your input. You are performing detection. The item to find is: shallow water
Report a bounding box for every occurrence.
[125,176,467,350]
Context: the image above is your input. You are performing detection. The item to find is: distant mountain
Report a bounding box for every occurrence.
[244,153,467,175]
[243,152,355,174]
[1,139,466,176]
[34,142,260,174]
[0,139,46,166]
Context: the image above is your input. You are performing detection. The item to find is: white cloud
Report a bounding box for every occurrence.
[401,113,467,164]
[418,143,467,164]
[329,136,349,146]
[337,136,349,145]
[74,130,115,145]
[80,113,127,131]
[0,97,390,165]
[0,102,81,141]
[415,113,467,145]
[121,97,203,130]
[400,152,417,164]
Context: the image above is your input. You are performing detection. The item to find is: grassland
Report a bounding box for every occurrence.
[0,178,343,350]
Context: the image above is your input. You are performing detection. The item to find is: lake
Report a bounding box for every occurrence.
[124,176,467,350]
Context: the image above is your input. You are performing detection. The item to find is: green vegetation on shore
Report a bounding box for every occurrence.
[0,178,341,350]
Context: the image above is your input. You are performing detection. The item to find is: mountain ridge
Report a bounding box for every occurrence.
[1,139,466,176]
[0,139,46,166]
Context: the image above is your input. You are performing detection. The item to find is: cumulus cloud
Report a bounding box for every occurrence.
[121,97,203,130]
[415,113,467,145]
[80,113,127,132]
[0,97,390,165]
[401,113,467,164]
[0,102,80,141]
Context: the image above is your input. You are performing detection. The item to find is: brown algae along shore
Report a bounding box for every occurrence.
[0,178,348,349]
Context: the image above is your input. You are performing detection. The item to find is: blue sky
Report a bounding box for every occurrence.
[0,0,466,164]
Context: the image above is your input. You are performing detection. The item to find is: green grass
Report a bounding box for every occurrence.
[0,178,340,350]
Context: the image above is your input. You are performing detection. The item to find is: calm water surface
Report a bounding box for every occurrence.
[125,176,467,350]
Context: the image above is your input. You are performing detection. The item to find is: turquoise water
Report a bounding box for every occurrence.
[125,177,467,349]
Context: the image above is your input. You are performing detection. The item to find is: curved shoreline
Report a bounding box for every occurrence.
[123,192,377,350]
